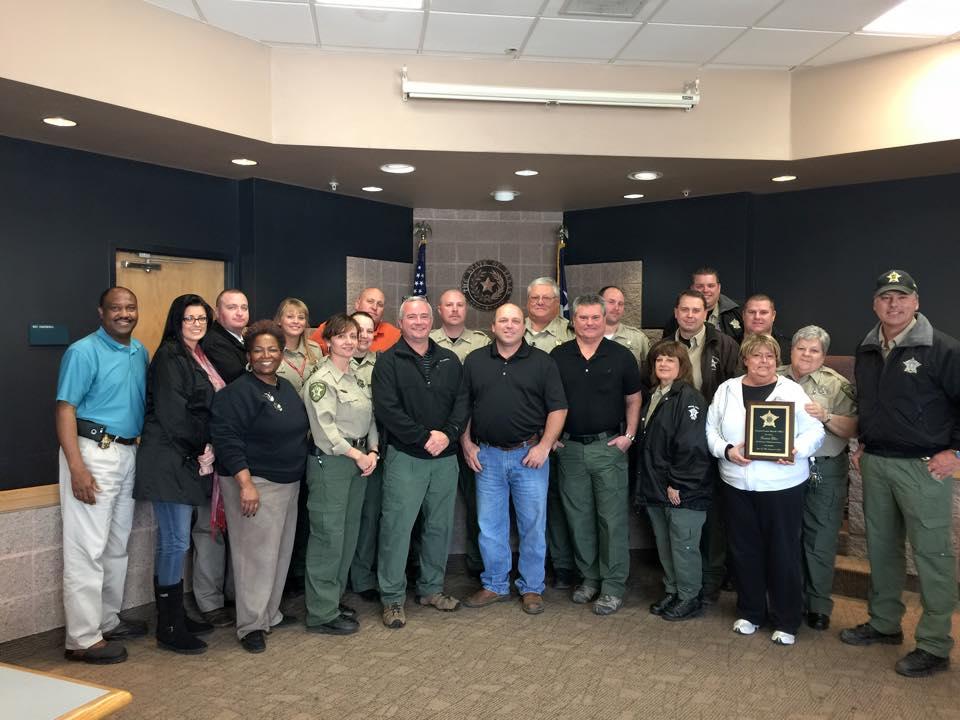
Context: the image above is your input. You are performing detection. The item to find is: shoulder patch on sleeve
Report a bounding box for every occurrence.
[841,382,856,401]
[309,381,327,402]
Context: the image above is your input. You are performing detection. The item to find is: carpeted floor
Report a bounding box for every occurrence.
[3,557,959,720]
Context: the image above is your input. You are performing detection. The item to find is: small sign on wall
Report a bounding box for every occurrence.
[29,324,68,346]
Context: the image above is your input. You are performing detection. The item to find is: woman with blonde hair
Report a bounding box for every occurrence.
[274,297,322,393]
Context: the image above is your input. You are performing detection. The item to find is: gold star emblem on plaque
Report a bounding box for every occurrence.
[886,271,901,283]
[760,410,779,428]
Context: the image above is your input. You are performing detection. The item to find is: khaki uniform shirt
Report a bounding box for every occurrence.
[524,315,573,351]
[303,356,378,456]
[880,317,918,360]
[429,327,491,364]
[351,351,378,387]
[778,364,858,458]
[607,323,650,367]
[276,338,322,394]
[676,325,707,391]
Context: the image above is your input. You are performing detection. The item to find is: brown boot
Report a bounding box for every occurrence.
[463,588,512,608]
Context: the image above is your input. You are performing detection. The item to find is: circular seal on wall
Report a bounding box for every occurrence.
[461,260,513,311]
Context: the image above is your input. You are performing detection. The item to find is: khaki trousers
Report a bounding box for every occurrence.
[220,475,299,639]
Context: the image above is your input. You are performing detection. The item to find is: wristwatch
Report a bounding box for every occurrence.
[625,433,636,443]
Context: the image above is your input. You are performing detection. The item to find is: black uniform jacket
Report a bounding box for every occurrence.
[200,321,246,384]
[636,380,712,511]
[134,340,215,505]
[856,312,960,457]
[372,337,468,460]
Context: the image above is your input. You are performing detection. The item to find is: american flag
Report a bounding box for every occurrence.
[556,226,570,319]
[413,238,427,297]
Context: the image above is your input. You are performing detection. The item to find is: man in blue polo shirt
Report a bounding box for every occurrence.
[56,287,149,664]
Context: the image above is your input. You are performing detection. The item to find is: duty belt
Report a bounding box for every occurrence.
[562,429,619,445]
[480,434,540,451]
[77,419,138,449]
[311,437,367,456]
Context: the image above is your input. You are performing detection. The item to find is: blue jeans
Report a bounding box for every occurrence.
[476,444,549,595]
[153,501,194,586]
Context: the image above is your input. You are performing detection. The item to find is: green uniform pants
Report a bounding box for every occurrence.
[377,449,458,606]
[802,451,849,615]
[556,440,630,597]
[304,454,367,626]
[547,457,575,573]
[349,463,383,594]
[646,505,707,600]
[862,453,956,657]
[458,452,483,573]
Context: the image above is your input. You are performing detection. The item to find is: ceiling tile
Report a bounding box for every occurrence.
[430,0,544,16]
[712,27,845,66]
[144,0,201,20]
[804,33,940,66]
[196,0,315,43]
[620,23,745,63]
[524,17,640,59]
[315,7,423,50]
[757,0,903,32]
[423,12,534,54]
[649,0,781,27]
[541,0,659,21]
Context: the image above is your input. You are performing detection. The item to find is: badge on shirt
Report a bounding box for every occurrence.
[903,357,921,374]
[687,405,700,421]
[356,378,365,388]
[309,381,327,402]
[710,355,719,371]
[730,319,741,330]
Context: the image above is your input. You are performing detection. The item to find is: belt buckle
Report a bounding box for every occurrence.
[99,433,113,450]
[582,435,595,445]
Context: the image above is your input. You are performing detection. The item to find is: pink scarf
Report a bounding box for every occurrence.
[193,344,228,535]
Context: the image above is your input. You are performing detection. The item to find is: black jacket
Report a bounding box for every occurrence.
[134,340,215,505]
[636,381,712,511]
[856,313,960,457]
[372,337,468,459]
[642,323,741,404]
[201,321,246,384]
[664,293,744,343]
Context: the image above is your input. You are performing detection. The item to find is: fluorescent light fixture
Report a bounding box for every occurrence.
[771,175,797,182]
[623,193,644,199]
[380,163,415,174]
[628,171,662,181]
[231,158,257,166]
[492,190,518,202]
[402,68,700,110]
[515,169,539,176]
[316,0,422,9]
[863,0,960,36]
[43,116,76,127]
[362,186,383,192]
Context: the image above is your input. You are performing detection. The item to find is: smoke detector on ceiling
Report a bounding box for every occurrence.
[558,0,648,19]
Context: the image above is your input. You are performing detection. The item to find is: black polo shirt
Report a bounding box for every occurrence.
[551,338,642,435]
[462,340,567,446]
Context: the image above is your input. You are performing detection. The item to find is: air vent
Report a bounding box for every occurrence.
[558,0,647,19]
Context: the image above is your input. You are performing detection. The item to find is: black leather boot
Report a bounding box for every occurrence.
[155,575,213,636]
[156,581,208,655]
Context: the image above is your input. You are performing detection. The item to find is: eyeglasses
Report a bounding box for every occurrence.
[182,316,208,325]
[529,295,556,303]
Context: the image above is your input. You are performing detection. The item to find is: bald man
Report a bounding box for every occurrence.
[311,287,401,353]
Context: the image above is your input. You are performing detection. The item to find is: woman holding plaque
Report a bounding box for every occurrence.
[706,334,824,646]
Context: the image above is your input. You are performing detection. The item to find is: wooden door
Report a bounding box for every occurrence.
[115,251,226,356]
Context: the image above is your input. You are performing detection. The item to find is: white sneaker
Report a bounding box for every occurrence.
[771,630,795,645]
[733,618,759,635]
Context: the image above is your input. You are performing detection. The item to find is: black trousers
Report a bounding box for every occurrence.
[724,481,806,635]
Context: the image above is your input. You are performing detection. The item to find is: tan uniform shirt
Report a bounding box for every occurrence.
[351,351,378,387]
[644,382,672,425]
[676,325,707,391]
[429,327,491,364]
[606,323,650,367]
[880,317,918,360]
[778,364,858,458]
[524,315,573,351]
[276,338,322,394]
[303,356,378,456]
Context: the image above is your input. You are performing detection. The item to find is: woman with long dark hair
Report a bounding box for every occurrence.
[135,293,225,654]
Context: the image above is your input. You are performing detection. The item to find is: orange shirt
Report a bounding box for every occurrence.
[309,321,402,355]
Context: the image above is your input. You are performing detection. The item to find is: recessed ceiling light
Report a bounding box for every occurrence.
[380,163,415,174]
[491,190,518,202]
[514,169,539,177]
[362,186,383,192]
[771,175,797,182]
[623,193,644,199]
[232,158,258,166]
[627,170,662,181]
[43,117,76,127]
[863,0,960,36]
[316,0,422,9]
